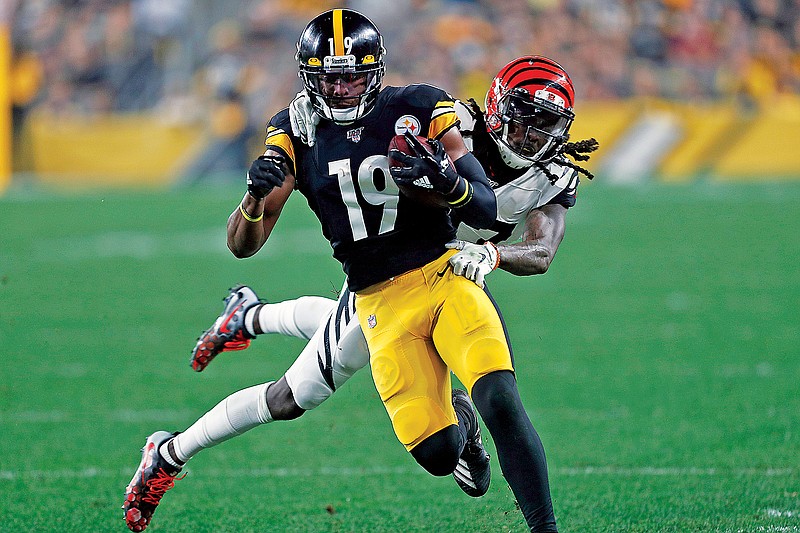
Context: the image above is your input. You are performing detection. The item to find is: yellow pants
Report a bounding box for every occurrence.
[356,250,513,450]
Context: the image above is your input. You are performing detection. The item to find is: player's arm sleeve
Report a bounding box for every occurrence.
[420,87,495,228]
[449,151,496,229]
[428,99,460,140]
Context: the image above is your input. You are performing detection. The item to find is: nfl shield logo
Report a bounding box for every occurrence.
[347,127,364,143]
[367,314,377,329]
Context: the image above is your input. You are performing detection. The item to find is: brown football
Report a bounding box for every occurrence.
[388,134,451,209]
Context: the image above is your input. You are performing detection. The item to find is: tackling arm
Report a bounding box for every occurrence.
[497,203,567,276]
[227,149,296,258]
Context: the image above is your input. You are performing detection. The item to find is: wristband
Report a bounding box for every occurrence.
[447,179,473,208]
[240,203,264,223]
[486,241,501,270]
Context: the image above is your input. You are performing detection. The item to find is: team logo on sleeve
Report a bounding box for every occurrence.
[367,314,377,329]
[395,115,421,136]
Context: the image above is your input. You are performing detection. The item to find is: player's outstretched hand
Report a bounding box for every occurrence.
[389,132,459,194]
[445,240,500,288]
[247,155,286,199]
[289,91,319,146]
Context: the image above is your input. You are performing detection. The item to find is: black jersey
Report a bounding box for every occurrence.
[265,85,462,292]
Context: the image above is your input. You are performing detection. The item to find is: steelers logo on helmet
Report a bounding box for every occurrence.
[296,9,386,124]
[484,56,576,168]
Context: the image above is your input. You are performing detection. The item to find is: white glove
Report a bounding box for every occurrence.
[445,240,500,288]
[289,90,319,146]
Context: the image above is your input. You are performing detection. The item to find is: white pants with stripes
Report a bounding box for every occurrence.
[283,283,369,410]
[172,282,368,462]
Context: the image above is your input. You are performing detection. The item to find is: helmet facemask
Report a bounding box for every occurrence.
[299,62,384,124]
[490,88,574,168]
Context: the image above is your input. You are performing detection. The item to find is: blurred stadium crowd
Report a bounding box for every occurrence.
[6,0,800,178]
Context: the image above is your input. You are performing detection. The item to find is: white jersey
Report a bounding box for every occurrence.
[453,100,579,245]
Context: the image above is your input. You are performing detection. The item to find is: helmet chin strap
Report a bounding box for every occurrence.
[311,100,357,124]
[330,105,360,124]
[493,128,556,169]
[497,143,534,169]
[313,94,373,125]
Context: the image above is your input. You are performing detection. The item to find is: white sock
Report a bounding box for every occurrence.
[169,382,274,463]
[252,297,336,340]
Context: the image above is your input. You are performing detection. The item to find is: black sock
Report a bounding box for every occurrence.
[251,305,264,336]
[472,371,558,533]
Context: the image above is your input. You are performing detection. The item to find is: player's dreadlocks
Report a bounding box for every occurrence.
[540,137,599,185]
[467,98,598,185]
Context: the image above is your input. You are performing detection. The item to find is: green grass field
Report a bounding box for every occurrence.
[1,181,798,532]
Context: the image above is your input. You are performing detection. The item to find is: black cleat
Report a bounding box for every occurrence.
[451,388,491,497]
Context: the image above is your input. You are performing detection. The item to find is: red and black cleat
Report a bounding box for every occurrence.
[123,431,185,531]
[190,285,260,372]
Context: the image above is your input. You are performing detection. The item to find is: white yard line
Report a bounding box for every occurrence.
[0,409,197,423]
[1,465,794,481]
[25,227,330,263]
[558,466,795,477]
[729,526,800,533]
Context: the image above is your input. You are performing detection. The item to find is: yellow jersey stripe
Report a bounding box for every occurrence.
[428,108,458,140]
[265,126,296,174]
[333,9,345,56]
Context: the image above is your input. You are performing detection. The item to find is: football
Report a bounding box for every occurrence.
[388,134,451,209]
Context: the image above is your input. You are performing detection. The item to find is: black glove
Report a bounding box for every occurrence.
[389,132,460,195]
[247,155,286,199]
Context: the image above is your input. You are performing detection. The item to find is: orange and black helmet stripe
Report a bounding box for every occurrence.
[498,56,574,108]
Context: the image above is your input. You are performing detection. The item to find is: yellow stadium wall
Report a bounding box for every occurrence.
[570,100,640,171]
[22,112,204,187]
[573,96,800,182]
[711,95,800,180]
[10,96,800,190]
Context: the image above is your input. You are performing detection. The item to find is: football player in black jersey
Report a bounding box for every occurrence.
[123,10,583,533]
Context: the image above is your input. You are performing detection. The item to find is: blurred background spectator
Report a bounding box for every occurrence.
[6,0,800,180]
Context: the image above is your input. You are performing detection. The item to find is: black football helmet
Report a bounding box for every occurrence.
[296,9,386,124]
